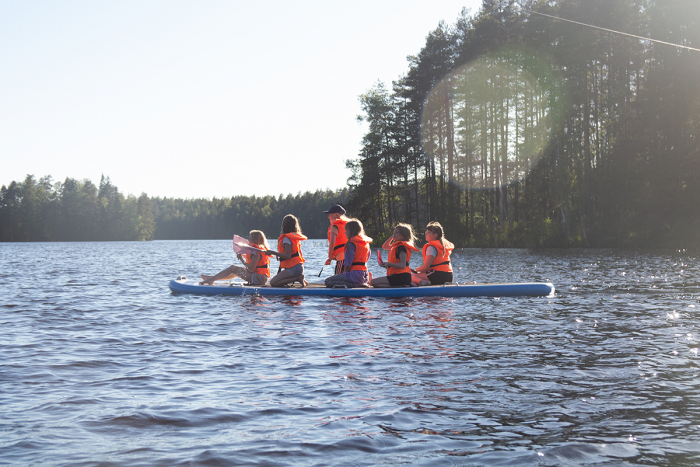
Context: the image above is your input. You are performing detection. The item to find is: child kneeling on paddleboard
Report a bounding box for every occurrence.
[324,219,372,288]
[371,223,419,288]
[200,230,271,286]
[266,214,308,287]
[413,221,455,286]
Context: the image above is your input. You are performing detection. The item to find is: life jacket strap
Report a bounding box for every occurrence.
[333,243,346,251]
[290,252,300,258]
[351,261,366,266]
[432,260,450,267]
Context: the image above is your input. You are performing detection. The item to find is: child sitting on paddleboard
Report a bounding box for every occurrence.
[324,218,372,288]
[413,221,455,286]
[266,214,308,287]
[371,223,420,287]
[323,204,350,275]
[200,230,271,286]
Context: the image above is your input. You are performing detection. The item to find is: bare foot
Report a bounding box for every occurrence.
[299,274,308,287]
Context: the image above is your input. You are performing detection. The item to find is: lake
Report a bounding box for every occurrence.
[1,240,698,466]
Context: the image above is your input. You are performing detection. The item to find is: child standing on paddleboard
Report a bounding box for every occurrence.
[413,221,454,286]
[323,204,349,275]
[371,223,419,287]
[324,219,372,288]
[267,214,308,287]
[200,230,271,285]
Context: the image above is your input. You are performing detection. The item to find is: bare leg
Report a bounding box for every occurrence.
[200,265,247,285]
[411,272,430,287]
[271,269,303,287]
[370,276,392,288]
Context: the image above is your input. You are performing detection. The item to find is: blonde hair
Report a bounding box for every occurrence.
[394,223,417,246]
[249,230,270,250]
[281,214,303,235]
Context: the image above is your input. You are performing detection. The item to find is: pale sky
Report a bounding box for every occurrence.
[1,0,482,199]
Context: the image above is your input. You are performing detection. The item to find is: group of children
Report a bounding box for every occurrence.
[200,204,454,288]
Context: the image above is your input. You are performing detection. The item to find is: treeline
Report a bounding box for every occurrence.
[152,188,351,240]
[347,0,700,248]
[0,174,350,241]
[0,175,155,242]
[4,0,699,248]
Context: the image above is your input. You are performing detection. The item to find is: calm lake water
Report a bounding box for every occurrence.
[1,240,699,466]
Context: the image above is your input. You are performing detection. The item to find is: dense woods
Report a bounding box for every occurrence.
[348,0,700,248]
[0,175,156,242]
[2,0,699,247]
[0,174,349,241]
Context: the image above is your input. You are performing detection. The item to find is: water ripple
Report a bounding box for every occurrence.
[0,242,698,465]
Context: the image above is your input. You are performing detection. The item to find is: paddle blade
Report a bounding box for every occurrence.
[232,234,265,254]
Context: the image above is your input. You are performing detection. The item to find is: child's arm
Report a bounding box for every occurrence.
[244,252,260,273]
[265,242,292,261]
[325,225,338,265]
[381,236,394,250]
[414,252,435,273]
[381,250,407,269]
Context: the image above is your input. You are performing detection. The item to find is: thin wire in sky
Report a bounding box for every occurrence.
[523,9,700,53]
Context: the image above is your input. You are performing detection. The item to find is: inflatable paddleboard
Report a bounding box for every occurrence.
[169,277,555,298]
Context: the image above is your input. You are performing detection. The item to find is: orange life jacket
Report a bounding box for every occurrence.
[244,244,271,277]
[386,240,420,276]
[422,239,454,272]
[327,218,348,260]
[346,234,372,271]
[277,232,307,269]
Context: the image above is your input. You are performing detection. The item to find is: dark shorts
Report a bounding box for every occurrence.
[387,272,412,286]
[428,270,453,285]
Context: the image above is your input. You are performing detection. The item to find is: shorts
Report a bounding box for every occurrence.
[284,262,304,277]
[428,270,453,285]
[387,272,412,286]
[249,273,268,285]
[229,265,268,285]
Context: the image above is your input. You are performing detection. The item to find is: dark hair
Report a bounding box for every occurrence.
[281,214,302,235]
[426,221,446,251]
[394,223,417,247]
[344,218,364,239]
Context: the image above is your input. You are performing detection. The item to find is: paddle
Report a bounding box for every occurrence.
[377,250,384,268]
[232,234,266,255]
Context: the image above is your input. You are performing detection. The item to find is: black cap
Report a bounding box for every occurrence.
[323,204,346,215]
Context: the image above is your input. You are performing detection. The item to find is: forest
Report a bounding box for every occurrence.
[0,175,350,242]
[2,0,699,247]
[348,0,700,248]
